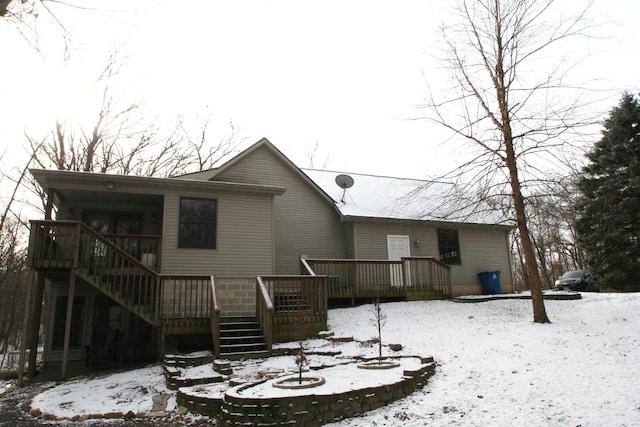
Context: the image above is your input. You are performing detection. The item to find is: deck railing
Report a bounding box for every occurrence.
[28,220,212,326]
[159,275,212,319]
[304,257,451,299]
[104,233,162,271]
[255,277,274,356]
[258,275,328,325]
[403,256,451,296]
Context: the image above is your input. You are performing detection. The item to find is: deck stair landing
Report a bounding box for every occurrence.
[219,317,269,359]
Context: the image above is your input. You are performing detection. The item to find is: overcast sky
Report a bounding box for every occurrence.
[1,0,639,179]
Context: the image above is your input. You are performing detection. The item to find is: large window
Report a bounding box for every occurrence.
[52,296,85,350]
[179,197,217,249]
[437,228,461,265]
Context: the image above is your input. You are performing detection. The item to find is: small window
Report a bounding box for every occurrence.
[437,228,461,265]
[52,296,85,350]
[179,197,217,249]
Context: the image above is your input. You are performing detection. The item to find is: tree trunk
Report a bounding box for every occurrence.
[503,130,549,322]
[509,164,550,323]
[493,13,550,323]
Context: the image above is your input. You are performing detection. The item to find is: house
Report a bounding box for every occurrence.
[24,138,514,378]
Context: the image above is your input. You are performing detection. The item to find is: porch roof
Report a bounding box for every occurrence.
[302,169,512,227]
[30,169,286,205]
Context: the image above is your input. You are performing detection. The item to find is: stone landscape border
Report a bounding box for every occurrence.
[217,356,436,427]
[22,342,437,424]
[453,290,582,303]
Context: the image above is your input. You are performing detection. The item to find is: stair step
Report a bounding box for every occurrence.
[220,322,260,330]
[217,316,268,358]
[218,350,270,360]
[221,342,267,350]
[220,344,268,355]
[220,329,262,338]
[220,336,265,345]
[220,333,265,340]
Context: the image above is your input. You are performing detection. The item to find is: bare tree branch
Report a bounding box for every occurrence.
[422,0,603,323]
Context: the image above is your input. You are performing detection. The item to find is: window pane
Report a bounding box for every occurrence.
[437,228,461,265]
[179,197,217,249]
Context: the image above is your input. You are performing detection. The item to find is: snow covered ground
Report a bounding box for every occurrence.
[6,292,640,426]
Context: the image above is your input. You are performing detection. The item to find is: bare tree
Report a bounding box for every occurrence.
[306,140,331,170]
[27,51,140,173]
[0,0,38,17]
[370,298,386,363]
[1,0,75,54]
[178,111,242,173]
[292,309,311,384]
[0,150,37,369]
[27,52,241,179]
[528,174,585,285]
[424,0,601,323]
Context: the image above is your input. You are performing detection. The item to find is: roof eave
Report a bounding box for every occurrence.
[29,169,286,197]
[340,214,515,230]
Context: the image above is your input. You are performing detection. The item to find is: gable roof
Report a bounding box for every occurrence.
[302,169,511,226]
[202,137,338,207]
[175,138,511,227]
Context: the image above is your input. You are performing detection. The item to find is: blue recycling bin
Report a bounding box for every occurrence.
[478,271,501,295]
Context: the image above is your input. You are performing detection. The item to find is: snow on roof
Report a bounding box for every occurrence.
[302,169,509,226]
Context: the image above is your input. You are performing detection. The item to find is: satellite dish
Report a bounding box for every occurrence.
[335,174,354,203]
[335,174,354,189]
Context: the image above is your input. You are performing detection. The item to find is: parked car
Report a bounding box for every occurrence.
[554,270,599,292]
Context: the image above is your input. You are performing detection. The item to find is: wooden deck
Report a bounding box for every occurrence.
[28,220,451,362]
[302,257,451,301]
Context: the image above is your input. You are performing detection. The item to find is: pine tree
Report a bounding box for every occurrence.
[576,92,640,290]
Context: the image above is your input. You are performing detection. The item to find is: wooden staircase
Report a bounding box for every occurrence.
[28,221,215,333]
[218,317,269,359]
[74,267,159,326]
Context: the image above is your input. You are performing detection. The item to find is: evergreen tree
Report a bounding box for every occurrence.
[576,92,640,290]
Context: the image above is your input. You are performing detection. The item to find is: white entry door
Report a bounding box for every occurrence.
[387,235,410,287]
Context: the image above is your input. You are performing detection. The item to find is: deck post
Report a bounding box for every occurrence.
[61,271,76,380]
[17,271,35,386]
[352,261,359,306]
[27,273,45,378]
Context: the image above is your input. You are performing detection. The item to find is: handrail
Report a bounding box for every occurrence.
[85,227,157,270]
[256,277,275,311]
[256,277,274,355]
[402,256,451,269]
[300,258,316,276]
[210,275,221,357]
[259,275,327,324]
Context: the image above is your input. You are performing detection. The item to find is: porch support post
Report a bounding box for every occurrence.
[159,328,165,361]
[27,273,46,377]
[17,187,56,385]
[44,187,54,220]
[16,270,36,386]
[352,261,359,307]
[61,271,77,380]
